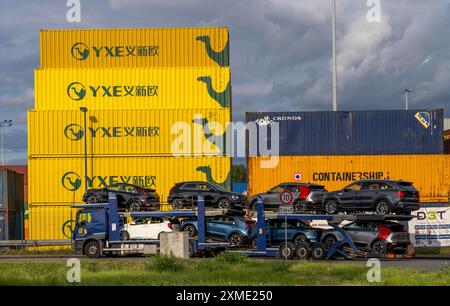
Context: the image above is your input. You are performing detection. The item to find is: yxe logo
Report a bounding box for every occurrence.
[70,42,159,61]
[62,172,82,191]
[61,172,156,191]
[63,124,160,141]
[64,124,84,141]
[71,42,90,61]
[415,112,431,129]
[66,82,158,101]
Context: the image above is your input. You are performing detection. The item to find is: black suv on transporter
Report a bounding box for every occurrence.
[321,179,420,215]
[167,181,247,211]
[82,183,160,211]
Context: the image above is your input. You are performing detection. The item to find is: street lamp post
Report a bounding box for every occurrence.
[332,0,338,111]
[401,89,413,110]
[79,107,88,192]
[0,120,13,166]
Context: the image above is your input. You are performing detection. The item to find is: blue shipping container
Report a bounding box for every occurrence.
[246,109,444,156]
[232,183,248,193]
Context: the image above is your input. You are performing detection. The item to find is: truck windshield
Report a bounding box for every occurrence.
[77,211,93,225]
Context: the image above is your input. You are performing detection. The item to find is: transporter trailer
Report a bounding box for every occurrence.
[71,193,414,259]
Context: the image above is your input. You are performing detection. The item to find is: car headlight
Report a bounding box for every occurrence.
[231,195,240,200]
[306,230,318,237]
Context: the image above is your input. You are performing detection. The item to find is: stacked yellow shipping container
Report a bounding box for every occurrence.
[29,27,232,242]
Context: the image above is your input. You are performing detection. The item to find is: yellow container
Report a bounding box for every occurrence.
[248,155,450,203]
[28,204,76,241]
[28,156,231,206]
[28,109,230,157]
[35,67,231,110]
[40,27,229,68]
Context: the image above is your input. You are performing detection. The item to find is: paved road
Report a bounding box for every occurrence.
[0,254,449,271]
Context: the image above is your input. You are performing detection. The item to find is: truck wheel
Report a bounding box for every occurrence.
[278,242,295,259]
[188,241,195,258]
[311,242,326,260]
[84,241,101,258]
[295,243,311,260]
[183,224,197,237]
[251,237,258,249]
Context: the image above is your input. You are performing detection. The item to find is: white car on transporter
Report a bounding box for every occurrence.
[121,217,173,240]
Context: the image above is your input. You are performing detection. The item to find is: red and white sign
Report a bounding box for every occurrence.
[294,173,302,181]
[280,190,294,205]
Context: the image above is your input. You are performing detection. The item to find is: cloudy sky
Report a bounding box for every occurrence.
[1,0,449,164]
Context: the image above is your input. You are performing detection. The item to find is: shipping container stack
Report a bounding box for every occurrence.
[28,28,232,243]
[246,110,450,204]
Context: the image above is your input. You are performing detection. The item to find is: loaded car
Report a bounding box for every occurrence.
[248,182,327,212]
[320,221,411,257]
[121,217,173,240]
[178,215,254,246]
[167,181,246,211]
[82,183,160,211]
[321,179,420,215]
[249,219,323,249]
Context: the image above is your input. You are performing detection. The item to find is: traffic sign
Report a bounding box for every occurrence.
[280,190,294,205]
[279,206,294,214]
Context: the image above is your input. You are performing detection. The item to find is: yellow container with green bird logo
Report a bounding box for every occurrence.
[35,67,231,110]
[28,109,230,157]
[40,27,229,68]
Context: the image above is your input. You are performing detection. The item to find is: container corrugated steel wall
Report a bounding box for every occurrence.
[28,109,230,157]
[40,27,229,68]
[28,205,76,241]
[246,110,444,155]
[28,156,231,206]
[35,68,231,110]
[248,155,450,203]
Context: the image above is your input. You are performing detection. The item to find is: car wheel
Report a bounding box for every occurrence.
[218,198,231,209]
[322,234,337,251]
[229,233,243,246]
[84,241,101,258]
[371,240,387,257]
[278,242,295,259]
[375,200,391,215]
[294,234,308,245]
[129,200,142,212]
[325,200,338,214]
[121,231,130,241]
[172,199,184,210]
[295,243,311,260]
[183,224,197,237]
[87,196,98,204]
[251,237,258,249]
[311,242,326,260]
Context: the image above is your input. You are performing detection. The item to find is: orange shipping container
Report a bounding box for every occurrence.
[248,155,450,203]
